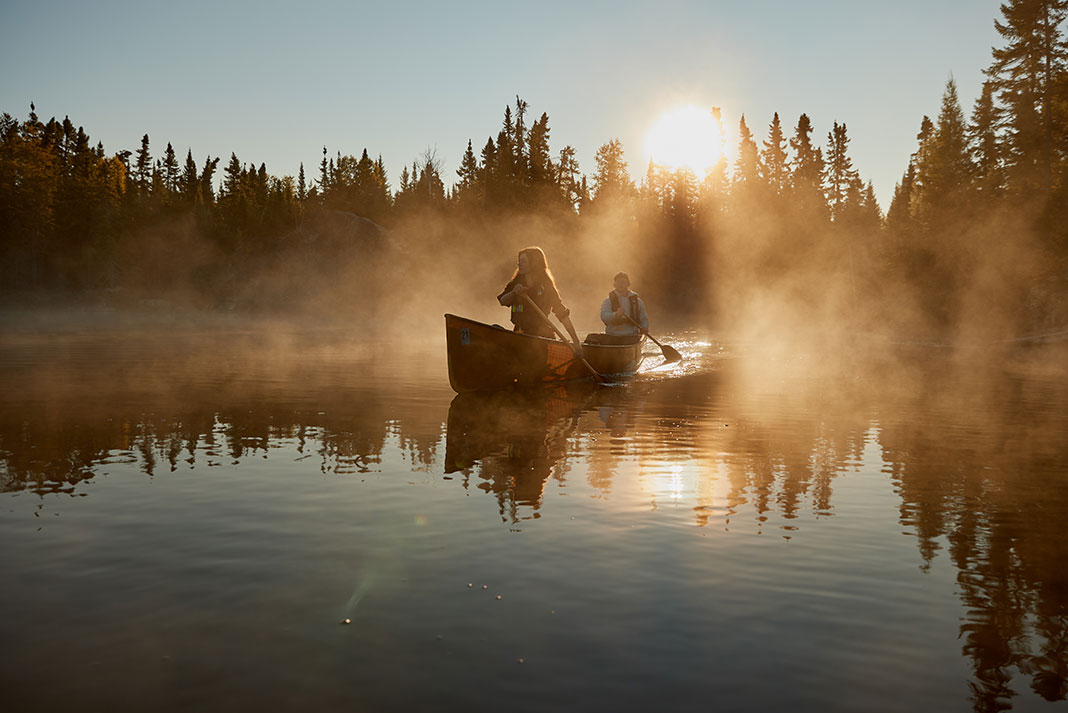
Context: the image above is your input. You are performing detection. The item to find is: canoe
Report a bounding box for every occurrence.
[445,314,646,393]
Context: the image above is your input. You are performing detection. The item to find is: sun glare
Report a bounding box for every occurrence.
[646,106,724,174]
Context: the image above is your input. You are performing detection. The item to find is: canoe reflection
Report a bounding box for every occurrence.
[445,386,596,520]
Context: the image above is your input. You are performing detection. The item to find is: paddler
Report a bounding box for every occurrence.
[600,271,649,336]
[497,246,583,356]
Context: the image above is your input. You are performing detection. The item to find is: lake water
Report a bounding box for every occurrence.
[1,323,1066,712]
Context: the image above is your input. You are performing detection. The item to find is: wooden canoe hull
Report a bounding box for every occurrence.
[445,314,644,393]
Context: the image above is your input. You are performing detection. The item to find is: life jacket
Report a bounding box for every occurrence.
[609,290,640,323]
[510,280,555,336]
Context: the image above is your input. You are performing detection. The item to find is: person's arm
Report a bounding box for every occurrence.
[638,299,649,332]
[497,281,526,306]
[603,296,630,325]
[600,298,615,327]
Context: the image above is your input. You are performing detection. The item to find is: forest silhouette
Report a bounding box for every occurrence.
[2,2,1066,344]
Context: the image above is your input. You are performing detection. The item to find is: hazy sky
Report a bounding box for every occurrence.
[1,0,1003,208]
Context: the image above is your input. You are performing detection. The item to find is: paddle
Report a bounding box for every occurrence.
[623,313,682,363]
[521,295,606,383]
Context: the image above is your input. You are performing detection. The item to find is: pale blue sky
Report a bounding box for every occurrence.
[1,0,1003,207]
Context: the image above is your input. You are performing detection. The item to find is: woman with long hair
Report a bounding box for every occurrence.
[497,246,583,354]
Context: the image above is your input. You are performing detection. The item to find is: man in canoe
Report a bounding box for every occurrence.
[497,246,584,355]
[600,271,649,336]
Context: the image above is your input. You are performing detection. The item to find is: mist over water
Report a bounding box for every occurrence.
[1,322,1066,712]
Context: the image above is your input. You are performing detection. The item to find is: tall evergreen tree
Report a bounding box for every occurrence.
[495,105,516,205]
[555,145,583,210]
[824,122,858,222]
[512,96,529,184]
[761,112,789,195]
[181,149,198,202]
[456,139,479,190]
[455,139,481,207]
[788,113,827,218]
[887,163,916,236]
[968,80,1004,197]
[986,0,1068,194]
[162,142,179,195]
[133,134,152,197]
[912,78,975,222]
[222,153,243,198]
[733,115,763,199]
[479,137,497,204]
[198,156,219,205]
[589,138,636,209]
[526,112,553,186]
[318,146,329,203]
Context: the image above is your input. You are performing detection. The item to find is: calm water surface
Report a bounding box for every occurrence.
[1,326,1066,712]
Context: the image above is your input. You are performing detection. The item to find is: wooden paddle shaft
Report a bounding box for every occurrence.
[624,313,660,346]
[624,313,682,362]
[520,295,604,382]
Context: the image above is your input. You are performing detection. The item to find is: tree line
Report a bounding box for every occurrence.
[1,0,1065,336]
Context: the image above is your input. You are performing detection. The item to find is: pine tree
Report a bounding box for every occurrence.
[198,156,218,206]
[222,153,243,198]
[297,162,306,203]
[456,139,479,189]
[162,142,179,195]
[318,146,329,205]
[733,115,762,192]
[912,78,975,222]
[479,137,497,205]
[455,139,481,205]
[181,150,198,202]
[761,112,788,195]
[825,122,858,222]
[788,113,827,218]
[512,96,529,185]
[589,139,636,208]
[495,105,516,206]
[887,163,916,236]
[151,159,164,199]
[133,134,151,197]
[985,0,1068,195]
[968,80,1003,197]
[910,117,936,207]
[526,113,552,186]
[371,154,391,219]
[555,145,583,210]
[859,180,884,229]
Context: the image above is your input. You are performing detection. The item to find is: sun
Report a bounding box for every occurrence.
[646,106,725,174]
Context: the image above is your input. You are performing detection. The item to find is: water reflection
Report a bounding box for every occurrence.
[877,360,1068,709]
[1,331,1066,711]
[445,387,590,521]
[441,355,1068,710]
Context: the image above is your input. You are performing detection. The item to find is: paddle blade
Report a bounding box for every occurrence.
[661,344,682,363]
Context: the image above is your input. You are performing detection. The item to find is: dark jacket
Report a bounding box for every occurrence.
[498,276,569,337]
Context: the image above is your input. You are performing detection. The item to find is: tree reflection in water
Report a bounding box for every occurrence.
[1,336,1066,711]
[445,386,588,522]
[442,355,1068,710]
